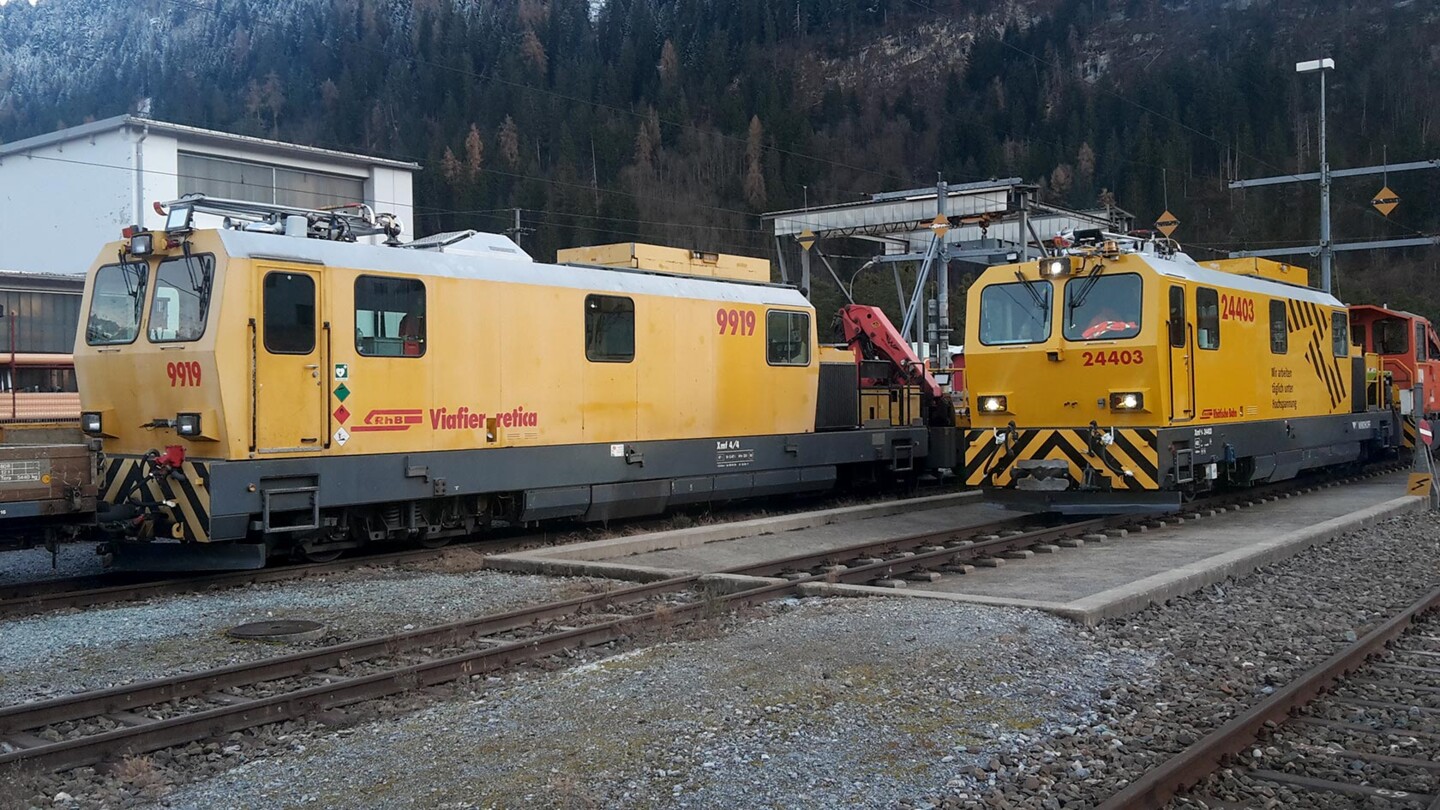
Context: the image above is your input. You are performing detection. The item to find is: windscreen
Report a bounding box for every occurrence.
[978,280,1052,345]
[1063,274,1142,341]
[148,254,214,342]
[86,262,149,346]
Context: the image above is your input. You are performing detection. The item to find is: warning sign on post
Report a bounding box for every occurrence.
[1372,186,1399,217]
[1155,211,1179,238]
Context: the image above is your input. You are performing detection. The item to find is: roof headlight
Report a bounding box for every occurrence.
[81,411,103,436]
[979,395,1008,413]
[175,412,201,437]
[128,232,153,257]
[1110,392,1144,411]
[1040,257,1072,277]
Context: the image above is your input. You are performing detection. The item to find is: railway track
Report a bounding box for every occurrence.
[0,464,1397,619]
[0,466,1404,776]
[0,488,937,618]
[0,548,457,619]
[1100,586,1440,809]
[0,512,1108,774]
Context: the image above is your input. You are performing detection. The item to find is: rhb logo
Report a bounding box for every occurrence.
[350,409,423,432]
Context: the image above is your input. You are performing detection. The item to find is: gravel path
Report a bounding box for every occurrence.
[0,556,606,706]
[147,599,1147,809]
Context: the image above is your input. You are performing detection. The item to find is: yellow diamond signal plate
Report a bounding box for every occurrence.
[1155,210,1179,237]
[1372,186,1399,217]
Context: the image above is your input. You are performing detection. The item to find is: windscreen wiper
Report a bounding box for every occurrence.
[1013,269,1049,312]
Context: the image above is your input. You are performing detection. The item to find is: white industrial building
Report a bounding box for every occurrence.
[0,115,420,275]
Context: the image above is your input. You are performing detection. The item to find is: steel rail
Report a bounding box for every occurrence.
[0,515,1095,773]
[1097,586,1440,810]
[0,466,1404,774]
[0,548,453,618]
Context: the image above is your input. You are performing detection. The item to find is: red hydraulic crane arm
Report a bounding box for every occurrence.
[837,304,945,400]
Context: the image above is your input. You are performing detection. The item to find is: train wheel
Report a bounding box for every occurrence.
[300,546,344,563]
[420,535,452,550]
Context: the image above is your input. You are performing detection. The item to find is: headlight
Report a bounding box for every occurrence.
[1040,256,1071,277]
[979,395,1008,413]
[1110,392,1144,410]
[175,412,201,437]
[128,232,153,256]
[81,411,103,435]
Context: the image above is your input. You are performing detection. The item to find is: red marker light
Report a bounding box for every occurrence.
[122,226,138,239]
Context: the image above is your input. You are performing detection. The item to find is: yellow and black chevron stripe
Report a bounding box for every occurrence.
[1287,299,1348,411]
[1403,415,1417,449]
[962,427,1159,491]
[102,457,212,542]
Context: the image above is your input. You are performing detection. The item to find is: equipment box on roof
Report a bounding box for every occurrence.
[557,242,770,283]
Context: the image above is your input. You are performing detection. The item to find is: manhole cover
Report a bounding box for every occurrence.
[227,620,325,643]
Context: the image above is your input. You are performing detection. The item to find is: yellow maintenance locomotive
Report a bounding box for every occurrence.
[962,231,1400,512]
[76,196,946,568]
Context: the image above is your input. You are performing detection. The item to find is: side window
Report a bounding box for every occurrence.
[1196,288,1220,350]
[262,272,315,354]
[1168,286,1186,348]
[1331,311,1348,357]
[766,310,811,366]
[584,295,634,362]
[355,276,426,357]
[1269,300,1287,354]
[1417,323,1428,362]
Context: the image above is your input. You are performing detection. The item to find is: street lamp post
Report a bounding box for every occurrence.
[1296,57,1335,293]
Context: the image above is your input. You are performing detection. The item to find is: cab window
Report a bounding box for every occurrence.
[1168,286,1186,348]
[1196,288,1220,350]
[1417,323,1428,362]
[1269,300,1287,354]
[85,262,148,346]
[584,295,634,362]
[1331,312,1348,357]
[1063,274,1141,341]
[355,276,426,357]
[262,272,315,354]
[148,254,214,343]
[978,280,1052,346]
[766,310,810,366]
[1376,318,1408,354]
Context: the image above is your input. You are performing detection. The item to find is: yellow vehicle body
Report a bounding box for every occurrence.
[962,245,1398,512]
[76,223,930,567]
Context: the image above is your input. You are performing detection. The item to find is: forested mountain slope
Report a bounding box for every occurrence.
[1,0,1436,315]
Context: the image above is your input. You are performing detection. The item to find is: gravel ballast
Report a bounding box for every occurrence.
[5,499,1434,809]
[0,559,606,707]
[149,599,1146,809]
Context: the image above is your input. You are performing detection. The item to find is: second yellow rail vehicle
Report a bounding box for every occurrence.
[962,231,1400,512]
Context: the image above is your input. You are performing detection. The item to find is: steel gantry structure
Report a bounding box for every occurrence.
[763,178,1130,364]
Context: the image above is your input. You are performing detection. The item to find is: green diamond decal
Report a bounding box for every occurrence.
[334,383,350,402]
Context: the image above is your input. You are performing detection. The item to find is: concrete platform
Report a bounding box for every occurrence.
[809,473,1423,624]
[485,490,1007,579]
[488,473,1424,625]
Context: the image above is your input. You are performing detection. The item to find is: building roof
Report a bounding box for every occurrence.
[0,115,421,171]
[0,270,86,291]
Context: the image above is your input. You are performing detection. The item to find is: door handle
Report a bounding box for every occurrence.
[304,364,320,369]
